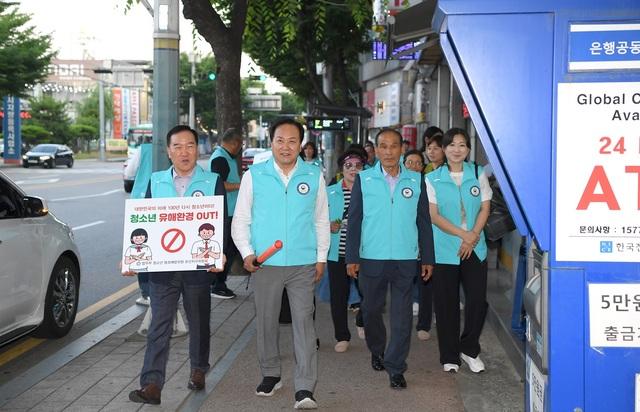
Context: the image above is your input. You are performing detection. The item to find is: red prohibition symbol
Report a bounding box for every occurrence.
[161,228,186,253]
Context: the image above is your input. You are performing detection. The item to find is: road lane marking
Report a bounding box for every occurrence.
[0,338,45,369]
[75,281,139,322]
[71,221,105,231]
[0,281,139,368]
[23,176,120,191]
[50,189,122,202]
[12,178,60,185]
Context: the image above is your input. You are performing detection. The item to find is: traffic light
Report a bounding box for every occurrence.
[249,74,267,81]
[208,72,216,80]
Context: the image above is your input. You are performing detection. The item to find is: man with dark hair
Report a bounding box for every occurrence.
[232,118,329,409]
[346,128,435,390]
[208,128,244,299]
[269,117,305,143]
[125,125,228,405]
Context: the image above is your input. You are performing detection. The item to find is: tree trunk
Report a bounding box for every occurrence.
[182,0,247,133]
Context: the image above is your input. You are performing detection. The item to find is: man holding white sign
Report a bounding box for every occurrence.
[124,125,227,406]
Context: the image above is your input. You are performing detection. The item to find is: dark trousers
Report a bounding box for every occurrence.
[138,272,149,298]
[328,258,363,342]
[359,259,415,376]
[140,274,211,389]
[415,263,433,331]
[432,252,488,365]
[211,216,236,291]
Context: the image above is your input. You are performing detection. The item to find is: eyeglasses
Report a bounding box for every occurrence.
[343,162,364,170]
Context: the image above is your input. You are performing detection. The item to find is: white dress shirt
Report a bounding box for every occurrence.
[232,161,330,263]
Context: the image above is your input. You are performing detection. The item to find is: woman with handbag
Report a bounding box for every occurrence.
[425,128,492,374]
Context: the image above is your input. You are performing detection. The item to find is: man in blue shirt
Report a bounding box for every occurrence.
[232,118,330,409]
[346,128,435,390]
[126,125,227,405]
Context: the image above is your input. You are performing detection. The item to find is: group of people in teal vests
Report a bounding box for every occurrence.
[124,119,492,409]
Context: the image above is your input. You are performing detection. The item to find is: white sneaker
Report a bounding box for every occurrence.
[417,330,431,341]
[443,363,459,373]
[334,341,349,353]
[460,353,485,373]
[135,296,150,306]
[412,302,419,316]
[356,326,365,339]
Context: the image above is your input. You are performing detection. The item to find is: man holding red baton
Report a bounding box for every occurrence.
[232,118,330,410]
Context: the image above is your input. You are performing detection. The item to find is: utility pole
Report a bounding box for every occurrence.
[93,68,112,162]
[152,0,179,172]
[188,52,196,129]
[321,62,335,179]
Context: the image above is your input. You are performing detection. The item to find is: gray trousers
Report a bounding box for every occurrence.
[359,259,415,376]
[140,273,211,389]
[252,264,317,392]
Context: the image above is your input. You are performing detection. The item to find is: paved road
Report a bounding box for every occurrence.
[2,159,136,311]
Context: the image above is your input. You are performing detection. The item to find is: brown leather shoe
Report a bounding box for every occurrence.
[188,368,205,390]
[129,383,161,405]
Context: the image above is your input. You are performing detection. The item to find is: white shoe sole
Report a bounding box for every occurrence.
[211,293,235,299]
[294,397,318,409]
[255,381,282,396]
[443,363,459,373]
[460,354,485,373]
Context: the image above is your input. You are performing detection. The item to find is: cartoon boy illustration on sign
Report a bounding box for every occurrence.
[124,228,153,271]
[191,223,221,269]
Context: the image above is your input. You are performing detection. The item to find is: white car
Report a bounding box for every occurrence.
[0,171,81,345]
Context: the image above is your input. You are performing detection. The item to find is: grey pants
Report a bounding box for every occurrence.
[252,264,317,392]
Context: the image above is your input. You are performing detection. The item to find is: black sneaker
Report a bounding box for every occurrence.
[255,376,282,396]
[294,390,317,409]
[211,287,236,299]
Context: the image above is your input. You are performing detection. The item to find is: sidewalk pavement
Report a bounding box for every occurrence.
[0,273,523,412]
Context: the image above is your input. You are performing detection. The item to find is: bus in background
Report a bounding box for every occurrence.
[126,123,152,158]
[123,123,152,193]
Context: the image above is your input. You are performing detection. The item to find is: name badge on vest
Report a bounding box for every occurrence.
[470,186,480,197]
[401,187,413,198]
[192,190,205,197]
[297,182,310,195]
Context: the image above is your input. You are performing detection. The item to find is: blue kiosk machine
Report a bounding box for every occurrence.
[434,1,640,411]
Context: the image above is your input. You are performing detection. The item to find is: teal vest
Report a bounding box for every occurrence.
[426,162,488,264]
[150,165,219,198]
[359,164,422,260]
[327,180,345,262]
[250,158,320,266]
[131,143,152,199]
[209,146,240,215]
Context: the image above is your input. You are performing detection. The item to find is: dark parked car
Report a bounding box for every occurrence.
[22,144,74,168]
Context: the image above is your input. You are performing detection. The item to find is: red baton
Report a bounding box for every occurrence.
[253,240,283,266]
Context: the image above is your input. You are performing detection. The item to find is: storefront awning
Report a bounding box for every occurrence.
[389,0,441,65]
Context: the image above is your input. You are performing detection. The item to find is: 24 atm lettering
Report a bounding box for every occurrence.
[577,136,640,210]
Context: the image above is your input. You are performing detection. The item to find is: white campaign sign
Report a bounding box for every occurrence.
[556,82,640,262]
[588,283,640,347]
[121,195,224,273]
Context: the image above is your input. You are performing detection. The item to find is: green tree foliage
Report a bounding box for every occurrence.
[0,1,55,97]
[73,87,112,139]
[179,53,217,131]
[244,0,371,107]
[25,96,71,146]
[21,124,51,147]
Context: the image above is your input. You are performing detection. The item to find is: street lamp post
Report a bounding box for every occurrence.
[93,68,113,162]
[152,0,180,172]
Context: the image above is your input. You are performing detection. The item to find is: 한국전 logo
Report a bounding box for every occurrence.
[192,190,205,197]
[470,186,480,197]
[297,182,310,195]
[401,187,413,198]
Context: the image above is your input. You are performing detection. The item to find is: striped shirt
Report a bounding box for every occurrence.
[338,187,351,257]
